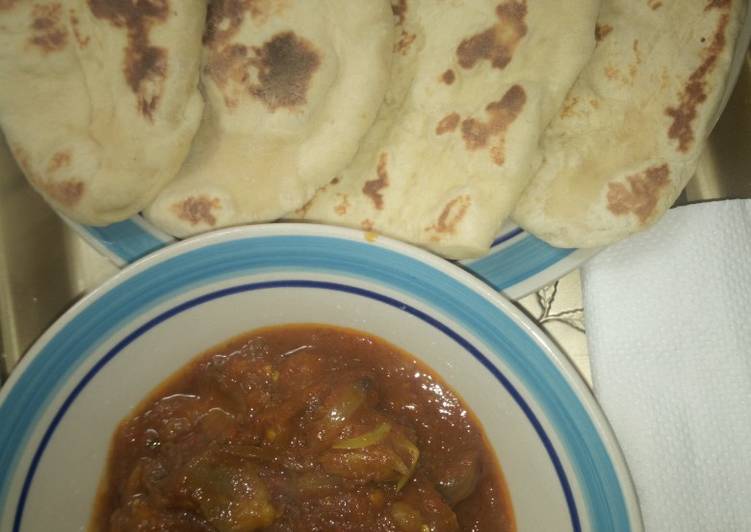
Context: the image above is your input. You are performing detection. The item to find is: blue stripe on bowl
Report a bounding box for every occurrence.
[0,233,633,531]
[466,233,576,291]
[12,281,578,532]
[79,219,168,263]
[76,217,577,296]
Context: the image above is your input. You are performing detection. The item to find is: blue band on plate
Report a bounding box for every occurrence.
[0,234,631,531]
[79,219,169,264]
[11,280,578,532]
[77,217,576,295]
[468,233,576,291]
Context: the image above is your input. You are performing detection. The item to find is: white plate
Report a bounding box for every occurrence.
[0,224,639,531]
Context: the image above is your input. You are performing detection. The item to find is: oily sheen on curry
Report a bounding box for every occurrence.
[90,324,514,532]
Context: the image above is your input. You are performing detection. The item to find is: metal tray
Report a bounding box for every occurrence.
[1,48,749,383]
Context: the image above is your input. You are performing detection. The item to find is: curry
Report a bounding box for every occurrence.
[91,324,514,531]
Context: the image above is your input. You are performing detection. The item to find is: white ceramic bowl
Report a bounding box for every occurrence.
[0,224,641,531]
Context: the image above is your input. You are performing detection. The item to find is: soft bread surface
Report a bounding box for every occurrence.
[290,0,599,259]
[145,0,394,237]
[513,0,747,248]
[0,0,206,225]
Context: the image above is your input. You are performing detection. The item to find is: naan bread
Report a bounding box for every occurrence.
[0,0,205,225]
[144,0,394,237]
[289,0,600,259]
[513,0,747,248]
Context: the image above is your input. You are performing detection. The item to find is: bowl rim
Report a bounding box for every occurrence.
[0,223,643,531]
[62,213,597,300]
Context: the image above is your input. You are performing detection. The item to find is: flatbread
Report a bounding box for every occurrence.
[144,0,394,237]
[0,0,206,225]
[512,0,747,248]
[289,0,599,259]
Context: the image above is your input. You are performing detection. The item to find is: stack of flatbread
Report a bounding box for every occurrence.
[0,0,746,258]
[144,0,394,236]
[512,0,747,248]
[0,0,206,225]
[288,0,599,258]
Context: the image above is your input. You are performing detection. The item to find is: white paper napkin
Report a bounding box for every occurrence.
[581,200,751,532]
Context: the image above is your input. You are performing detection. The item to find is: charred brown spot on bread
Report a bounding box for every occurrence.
[69,10,90,47]
[595,23,613,42]
[173,196,222,226]
[609,62,634,85]
[607,164,670,222]
[206,43,251,107]
[29,3,68,53]
[295,197,314,218]
[47,151,71,173]
[456,0,527,70]
[42,179,85,206]
[647,0,663,9]
[428,195,471,237]
[390,1,415,56]
[628,40,642,80]
[361,219,375,232]
[248,32,321,111]
[204,0,288,45]
[459,84,526,165]
[363,153,389,210]
[10,149,80,207]
[461,119,487,150]
[207,30,321,111]
[395,30,416,55]
[334,193,350,215]
[441,69,456,85]
[320,175,342,191]
[665,7,730,152]
[436,113,460,135]
[295,176,340,217]
[391,0,407,26]
[559,96,579,118]
[204,0,247,46]
[88,0,169,120]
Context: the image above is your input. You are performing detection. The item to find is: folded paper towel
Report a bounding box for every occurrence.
[582,200,751,532]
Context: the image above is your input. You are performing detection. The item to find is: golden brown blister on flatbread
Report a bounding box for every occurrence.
[0,0,206,225]
[513,0,747,248]
[290,0,600,259]
[144,0,394,237]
